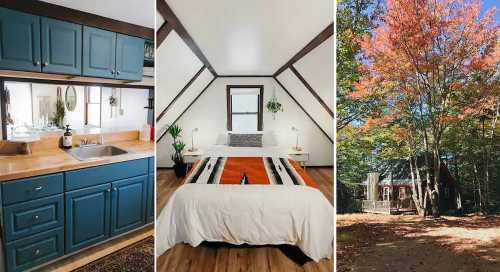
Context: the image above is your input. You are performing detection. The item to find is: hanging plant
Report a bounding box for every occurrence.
[266,96,283,120]
[109,95,118,106]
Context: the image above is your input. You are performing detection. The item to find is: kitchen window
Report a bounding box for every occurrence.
[85,86,101,127]
[226,85,263,131]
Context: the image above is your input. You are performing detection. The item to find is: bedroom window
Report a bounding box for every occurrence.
[226,85,264,131]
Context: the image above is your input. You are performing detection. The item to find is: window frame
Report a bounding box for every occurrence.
[226,85,264,131]
[84,86,102,127]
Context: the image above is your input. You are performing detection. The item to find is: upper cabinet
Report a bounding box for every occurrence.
[41,17,82,75]
[0,8,145,81]
[116,34,145,81]
[0,8,41,72]
[82,26,117,79]
[83,27,145,81]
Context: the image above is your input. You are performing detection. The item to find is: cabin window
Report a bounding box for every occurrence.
[85,86,101,127]
[383,187,390,201]
[226,85,263,131]
[399,187,406,199]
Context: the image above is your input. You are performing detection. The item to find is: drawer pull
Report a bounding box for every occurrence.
[34,249,40,256]
[33,186,43,192]
[33,215,39,220]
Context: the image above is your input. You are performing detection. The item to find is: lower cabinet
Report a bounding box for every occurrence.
[146,174,154,223]
[111,175,147,236]
[4,227,64,272]
[65,183,111,253]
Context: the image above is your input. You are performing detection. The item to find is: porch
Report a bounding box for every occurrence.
[361,199,417,214]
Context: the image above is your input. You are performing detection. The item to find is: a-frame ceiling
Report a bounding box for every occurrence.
[164,0,333,75]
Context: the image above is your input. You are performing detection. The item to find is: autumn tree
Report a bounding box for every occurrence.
[351,0,499,217]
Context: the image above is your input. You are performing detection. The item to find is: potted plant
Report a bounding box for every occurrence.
[266,96,283,120]
[169,124,187,177]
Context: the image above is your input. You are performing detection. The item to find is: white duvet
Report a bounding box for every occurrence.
[156,183,334,261]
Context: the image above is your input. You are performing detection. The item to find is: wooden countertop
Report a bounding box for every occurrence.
[0,140,154,182]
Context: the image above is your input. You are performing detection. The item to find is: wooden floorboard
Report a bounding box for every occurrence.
[156,168,333,272]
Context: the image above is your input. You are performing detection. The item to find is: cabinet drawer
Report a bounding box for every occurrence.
[5,227,64,272]
[3,194,64,242]
[65,158,148,191]
[2,173,64,205]
[148,157,154,173]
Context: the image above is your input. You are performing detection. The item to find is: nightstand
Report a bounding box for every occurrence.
[182,149,204,173]
[288,149,309,169]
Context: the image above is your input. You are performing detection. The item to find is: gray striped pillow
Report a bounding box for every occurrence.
[228,133,263,147]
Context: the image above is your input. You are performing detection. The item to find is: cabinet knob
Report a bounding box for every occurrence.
[34,249,40,255]
[116,71,121,75]
[33,186,43,191]
[34,61,40,66]
[33,215,39,220]
[111,70,115,74]
[107,188,111,192]
[113,187,117,191]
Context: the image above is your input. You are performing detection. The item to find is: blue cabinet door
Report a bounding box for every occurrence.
[82,26,116,79]
[0,8,41,72]
[115,34,144,81]
[110,175,147,236]
[41,17,82,75]
[146,174,154,223]
[65,183,111,253]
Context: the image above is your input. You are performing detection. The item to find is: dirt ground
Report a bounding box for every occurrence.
[337,213,500,272]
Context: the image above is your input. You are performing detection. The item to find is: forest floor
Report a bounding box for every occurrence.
[337,213,500,272]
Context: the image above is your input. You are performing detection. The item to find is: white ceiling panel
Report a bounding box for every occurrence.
[165,0,333,75]
[40,0,154,28]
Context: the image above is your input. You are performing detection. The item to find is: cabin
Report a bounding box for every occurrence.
[360,158,458,214]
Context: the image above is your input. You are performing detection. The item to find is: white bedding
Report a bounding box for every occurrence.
[156,183,334,261]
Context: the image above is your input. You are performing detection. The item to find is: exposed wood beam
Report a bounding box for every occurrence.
[0,0,153,40]
[273,23,333,77]
[218,75,273,78]
[289,66,333,117]
[157,0,217,76]
[157,76,218,143]
[156,21,173,49]
[156,65,206,122]
[273,77,333,143]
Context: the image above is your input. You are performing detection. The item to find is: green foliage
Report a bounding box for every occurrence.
[168,124,185,165]
[52,99,65,128]
[266,97,283,113]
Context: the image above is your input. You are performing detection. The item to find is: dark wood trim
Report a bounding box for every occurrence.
[273,77,333,143]
[156,21,173,49]
[273,23,333,77]
[157,0,217,76]
[218,75,273,78]
[226,85,264,131]
[290,66,333,117]
[157,76,218,143]
[0,0,154,40]
[0,80,7,140]
[156,66,206,122]
[0,77,153,90]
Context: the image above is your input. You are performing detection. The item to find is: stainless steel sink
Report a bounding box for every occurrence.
[66,145,129,160]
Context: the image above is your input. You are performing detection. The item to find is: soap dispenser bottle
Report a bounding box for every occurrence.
[62,125,73,149]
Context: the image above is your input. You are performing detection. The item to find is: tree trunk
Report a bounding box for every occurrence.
[431,148,441,217]
[409,156,425,215]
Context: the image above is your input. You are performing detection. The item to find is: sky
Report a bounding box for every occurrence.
[481,0,499,23]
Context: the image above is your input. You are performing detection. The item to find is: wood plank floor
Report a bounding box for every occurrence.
[156,167,333,272]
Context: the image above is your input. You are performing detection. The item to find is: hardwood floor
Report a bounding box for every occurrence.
[156,167,333,272]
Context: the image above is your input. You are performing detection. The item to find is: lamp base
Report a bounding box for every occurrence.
[292,146,302,151]
[188,148,198,152]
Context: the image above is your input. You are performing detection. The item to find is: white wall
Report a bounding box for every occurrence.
[157,77,333,167]
[101,88,149,131]
[155,31,204,121]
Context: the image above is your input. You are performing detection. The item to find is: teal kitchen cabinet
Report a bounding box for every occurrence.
[41,17,82,75]
[0,8,41,72]
[65,183,111,253]
[110,175,147,236]
[82,26,117,79]
[115,34,145,81]
[146,174,154,223]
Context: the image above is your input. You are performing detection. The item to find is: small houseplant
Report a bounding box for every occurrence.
[52,97,66,128]
[266,96,283,120]
[169,124,187,177]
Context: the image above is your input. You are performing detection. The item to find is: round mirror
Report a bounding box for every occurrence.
[65,85,77,112]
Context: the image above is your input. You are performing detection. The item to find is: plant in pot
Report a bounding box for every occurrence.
[266,96,283,120]
[169,124,187,177]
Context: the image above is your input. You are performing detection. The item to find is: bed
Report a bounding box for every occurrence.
[156,144,334,262]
